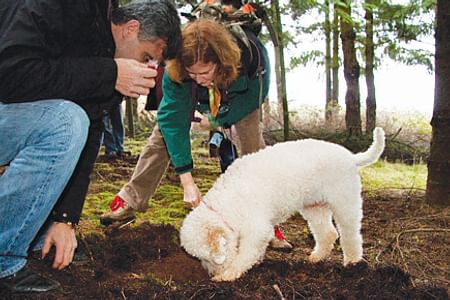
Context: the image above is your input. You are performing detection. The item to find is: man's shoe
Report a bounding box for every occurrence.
[104,151,118,160]
[117,150,132,158]
[100,195,136,226]
[0,266,60,293]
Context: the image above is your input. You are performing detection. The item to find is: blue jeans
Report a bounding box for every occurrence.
[102,102,124,154]
[0,99,89,278]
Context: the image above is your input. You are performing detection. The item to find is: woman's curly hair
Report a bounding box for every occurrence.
[166,19,241,89]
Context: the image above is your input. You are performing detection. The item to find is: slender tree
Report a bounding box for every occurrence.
[324,0,333,122]
[426,0,450,207]
[332,2,340,105]
[271,0,290,140]
[339,0,362,136]
[365,0,376,133]
[125,97,135,138]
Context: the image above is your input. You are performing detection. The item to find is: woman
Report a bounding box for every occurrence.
[101,19,291,249]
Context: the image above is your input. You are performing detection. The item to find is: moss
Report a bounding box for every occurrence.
[360,161,427,192]
[144,273,165,287]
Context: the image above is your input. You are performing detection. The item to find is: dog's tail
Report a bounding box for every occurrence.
[354,127,385,167]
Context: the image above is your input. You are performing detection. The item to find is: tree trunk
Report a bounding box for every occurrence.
[271,0,289,141]
[426,0,450,207]
[125,97,135,138]
[340,1,362,136]
[273,43,283,118]
[324,0,333,122]
[332,4,339,103]
[365,0,376,134]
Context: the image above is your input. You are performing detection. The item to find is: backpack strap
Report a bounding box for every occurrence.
[191,83,201,122]
[247,37,266,120]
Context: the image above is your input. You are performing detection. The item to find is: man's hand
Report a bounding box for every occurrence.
[114,58,157,98]
[41,222,77,270]
[180,172,202,207]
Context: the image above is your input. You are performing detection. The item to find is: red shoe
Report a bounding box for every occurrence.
[99,195,136,226]
[270,226,293,249]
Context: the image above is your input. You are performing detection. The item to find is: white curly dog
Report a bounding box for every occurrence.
[180,128,385,282]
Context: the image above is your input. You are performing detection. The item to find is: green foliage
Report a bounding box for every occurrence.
[288,0,319,19]
[383,44,433,72]
[279,0,435,77]
[376,0,435,71]
[289,50,323,69]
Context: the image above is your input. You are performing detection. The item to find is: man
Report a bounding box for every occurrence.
[0,0,181,293]
[102,102,128,159]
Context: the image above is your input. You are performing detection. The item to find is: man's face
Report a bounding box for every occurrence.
[115,37,166,64]
[112,20,167,64]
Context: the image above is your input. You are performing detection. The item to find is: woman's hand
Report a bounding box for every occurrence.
[179,172,202,207]
[199,114,211,130]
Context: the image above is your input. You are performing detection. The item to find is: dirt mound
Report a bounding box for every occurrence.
[2,222,447,300]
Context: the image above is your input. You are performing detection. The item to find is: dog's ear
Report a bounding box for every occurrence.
[207,227,227,265]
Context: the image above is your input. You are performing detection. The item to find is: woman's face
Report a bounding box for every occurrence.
[185,61,216,87]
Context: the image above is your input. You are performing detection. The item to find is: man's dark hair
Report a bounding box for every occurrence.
[112,0,181,60]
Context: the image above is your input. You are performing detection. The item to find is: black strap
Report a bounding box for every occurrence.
[191,83,201,122]
[248,38,265,120]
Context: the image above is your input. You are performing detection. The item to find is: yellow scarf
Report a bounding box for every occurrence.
[208,83,221,118]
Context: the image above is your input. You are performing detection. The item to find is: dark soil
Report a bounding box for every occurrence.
[1,153,449,299]
[3,219,449,299]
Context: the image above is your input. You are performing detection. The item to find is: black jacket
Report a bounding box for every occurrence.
[0,0,121,120]
[0,0,121,224]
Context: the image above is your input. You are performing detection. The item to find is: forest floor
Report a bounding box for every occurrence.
[1,126,449,300]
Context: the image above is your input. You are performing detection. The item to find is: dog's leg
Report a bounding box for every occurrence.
[213,224,272,282]
[332,197,363,265]
[300,204,338,263]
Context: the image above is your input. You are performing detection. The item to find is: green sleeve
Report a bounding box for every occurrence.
[157,73,194,173]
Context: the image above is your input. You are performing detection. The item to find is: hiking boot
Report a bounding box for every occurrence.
[270,226,293,250]
[104,151,118,160]
[100,195,136,226]
[270,238,293,250]
[0,266,60,293]
[117,150,132,158]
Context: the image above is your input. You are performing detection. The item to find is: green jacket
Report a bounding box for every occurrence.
[157,33,270,174]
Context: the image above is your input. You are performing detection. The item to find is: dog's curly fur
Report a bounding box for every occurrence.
[180,128,385,281]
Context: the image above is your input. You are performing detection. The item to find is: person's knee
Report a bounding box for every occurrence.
[65,102,89,143]
[51,101,90,151]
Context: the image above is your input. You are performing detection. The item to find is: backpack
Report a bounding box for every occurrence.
[181,0,270,55]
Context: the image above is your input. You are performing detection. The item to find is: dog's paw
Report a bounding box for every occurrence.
[308,252,326,263]
[211,269,242,282]
[343,257,363,266]
[211,274,222,282]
